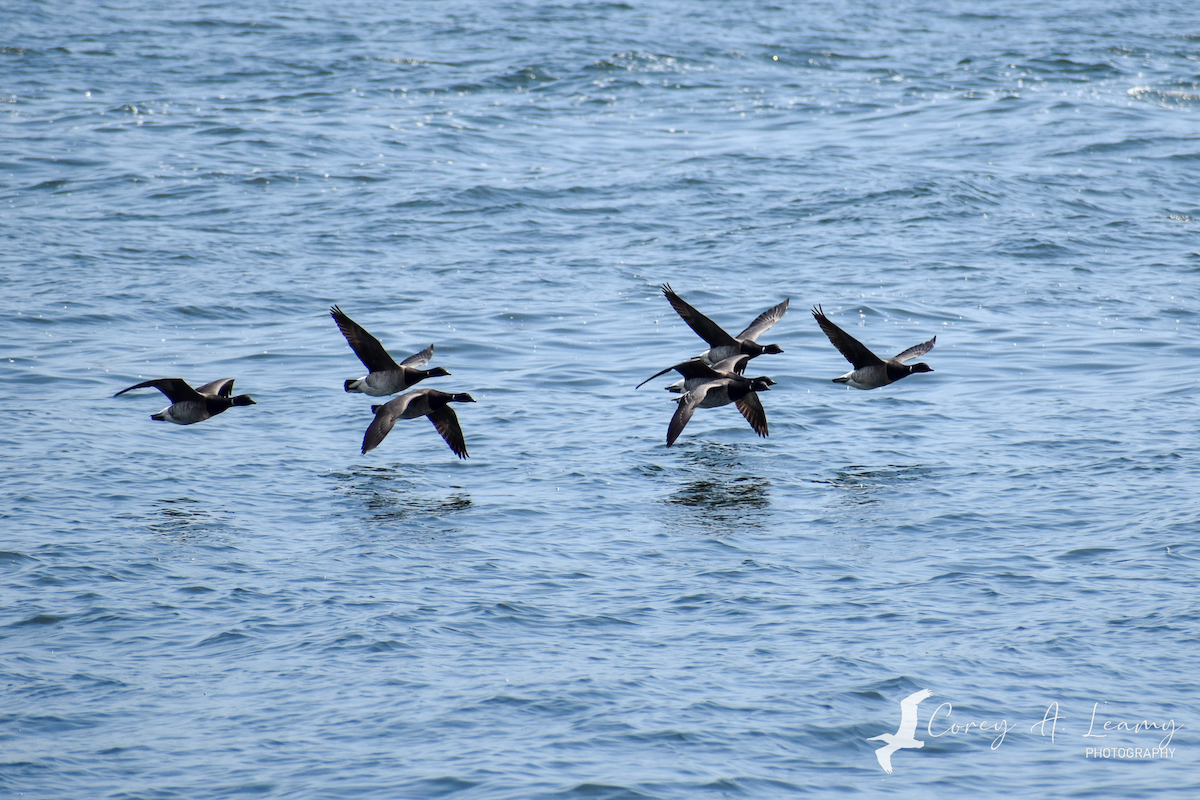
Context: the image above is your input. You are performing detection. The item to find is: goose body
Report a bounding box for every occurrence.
[811,305,935,390]
[114,377,255,425]
[361,388,476,458]
[331,306,449,396]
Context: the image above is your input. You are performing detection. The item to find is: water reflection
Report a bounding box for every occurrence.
[661,443,772,532]
[668,475,770,512]
[145,497,233,540]
[331,465,472,523]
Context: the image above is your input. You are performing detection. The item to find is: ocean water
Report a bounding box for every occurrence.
[2,0,1199,796]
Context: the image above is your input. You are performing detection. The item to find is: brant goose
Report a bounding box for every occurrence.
[812,305,935,389]
[361,388,476,458]
[666,375,772,446]
[660,283,788,365]
[330,305,449,396]
[114,377,255,424]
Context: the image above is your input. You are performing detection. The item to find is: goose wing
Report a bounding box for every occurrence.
[361,397,405,454]
[736,298,789,342]
[710,354,750,376]
[400,344,435,368]
[735,392,769,438]
[331,305,400,372]
[670,358,726,381]
[114,378,203,403]
[636,357,724,390]
[428,405,469,459]
[812,305,883,369]
[635,363,677,390]
[194,378,236,397]
[892,336,936,364]
[666,381,715,446]
[662,284,738,348]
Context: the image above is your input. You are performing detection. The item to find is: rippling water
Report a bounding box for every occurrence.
[3,1,1199,797]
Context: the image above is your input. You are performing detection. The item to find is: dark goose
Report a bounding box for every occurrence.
[114,377,255,425]
[331,305,450,396]
[812,305,935,389]
[361,387,476,458]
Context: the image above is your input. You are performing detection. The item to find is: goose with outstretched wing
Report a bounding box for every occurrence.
[331,305,450,396]
[812,305,934,390]
[660,283,788,366]
[114,377,255,425]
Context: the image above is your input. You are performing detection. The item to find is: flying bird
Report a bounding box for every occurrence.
[361,387,476,458]
[660,284,788,366]
[666,374,773,446]
[114,377,255,425]
[330,305,449,396]
[867,688,933,774]
[812,305,935,389]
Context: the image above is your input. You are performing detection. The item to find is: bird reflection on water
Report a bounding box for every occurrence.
[663,443,771,530]
[334,465,472,523]
[144,497,234,540]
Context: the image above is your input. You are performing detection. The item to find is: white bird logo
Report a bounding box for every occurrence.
[867,689,932,774]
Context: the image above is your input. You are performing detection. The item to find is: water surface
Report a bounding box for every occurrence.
[3,1,1199,797]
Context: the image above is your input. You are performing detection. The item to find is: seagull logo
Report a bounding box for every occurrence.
[867,689,932,774]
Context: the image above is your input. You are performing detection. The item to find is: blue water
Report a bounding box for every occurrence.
[3,0,1199,796]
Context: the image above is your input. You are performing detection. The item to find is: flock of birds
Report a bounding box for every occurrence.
[113,285,937,457]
